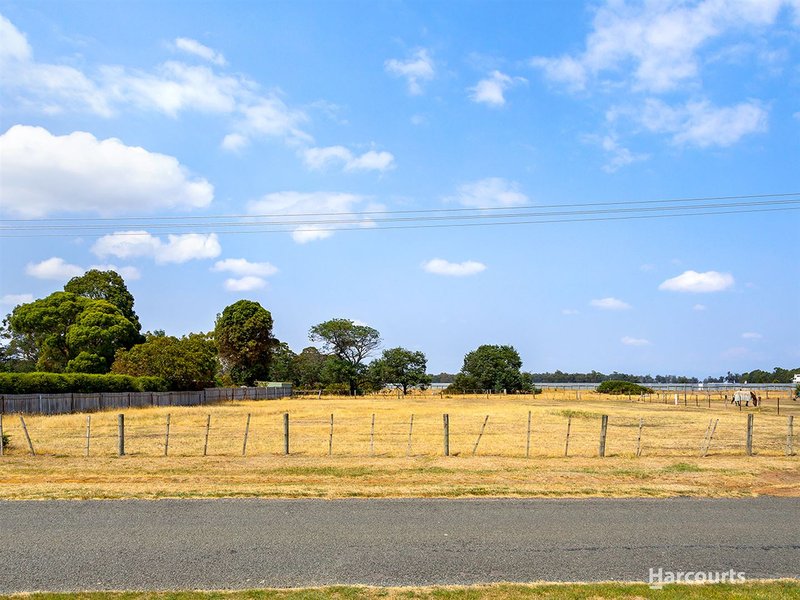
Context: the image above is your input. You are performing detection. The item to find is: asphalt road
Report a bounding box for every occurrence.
[1,497,798,592]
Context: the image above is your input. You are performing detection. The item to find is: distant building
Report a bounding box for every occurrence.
[793,374,800,384]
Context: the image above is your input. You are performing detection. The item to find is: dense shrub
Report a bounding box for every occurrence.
[596,380,654,395]
[0,372,168,394]
[1,432,9,448]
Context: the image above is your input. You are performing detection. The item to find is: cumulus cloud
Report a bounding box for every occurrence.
[422,258,487,277]
[621,336,651,346]
[0,125,213,217]
[173,37,227,66]
[25,257,85,280]
[88,264,141,281]
[0,293,34,307]
[638,98,767,148]
[247,192,378,243]
[659,270,734,293]
[223,276,267,292]
[302,146,395,172]
[451,177,529,209]
[385,48,435,95]
[92,231,221,264]
[212,258,278,277]
[469,71,526,107]
[596,134,649,172]
[693,303,707,311]
[590,297,631,310]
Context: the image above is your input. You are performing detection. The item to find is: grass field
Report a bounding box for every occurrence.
[0,392,797,500]
[1,581,799,600]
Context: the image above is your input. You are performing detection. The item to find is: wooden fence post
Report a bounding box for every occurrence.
[443,414,450,456]
[564,416,572,457]
[164,413,171,457]
[787,416,794,457]
[635,418,643,457]
[19,416,35,456]
[746,413,754,456]
[370,413,375,456]
[242,413,251,456]
[328,414,334,456]
[407,414,414,456]
[85,415,91,458]
[526,410,532,458]
[117,414,125,456]
[0,414,3,456]
[777,395,781,416]
[203,415,211,457]
[283,412,289,455]
[599,415,608,457]
[471,415,489,456]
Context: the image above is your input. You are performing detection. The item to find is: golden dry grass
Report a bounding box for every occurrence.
[0,391,797,500]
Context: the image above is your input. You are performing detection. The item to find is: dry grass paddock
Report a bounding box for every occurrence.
[0,391,797,500]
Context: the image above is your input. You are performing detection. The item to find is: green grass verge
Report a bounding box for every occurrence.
[2,581,799,600]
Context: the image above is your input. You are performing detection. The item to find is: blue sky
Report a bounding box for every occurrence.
[0,0,798,377]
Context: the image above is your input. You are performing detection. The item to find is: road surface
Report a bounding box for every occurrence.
[1,497,798,592]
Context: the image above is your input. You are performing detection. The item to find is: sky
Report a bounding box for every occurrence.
[0,0,798,378]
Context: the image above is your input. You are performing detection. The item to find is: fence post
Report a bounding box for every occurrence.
[599,415,608,457]
[328,414,334,456]
[0,413,3,456]
[471,415,489,456]
[117,414,125,456]
[242,413,251,456]
[636,418,643,457]
[526,410,532,458]
[164,413,171,457]
[370,413,375,456]
[283,413,289,455]
[787,416,795,457]
[85,415,91,458]
[19,416,35,456]
[746,414,754,456]
[443,414,450,456]
[777,395,781,416]
[564,416,572,457]
[203,415,211,457]
[407,414,414,456]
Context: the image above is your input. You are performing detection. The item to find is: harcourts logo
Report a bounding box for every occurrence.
[648,567,746,589]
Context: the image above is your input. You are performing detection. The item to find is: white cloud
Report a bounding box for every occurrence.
[88,264,141,281]
[621,336,651,346]
[451,177,529,208]
[385,48,435,95]
[0,293,34,307]
[247,192,378,243]
[639,98,767,148]
[302,146,395,172]
[590,297,631,310]
[422,258,487,277]
[742,332,763,339]
[224,276,266,292]
[530,1,793,94]
[92,231,221,264]
[25,257,84,280]
[221,133,249,152]
[640,263,655,272]
[173,37,227,66]
[693,303,707,311]
[598,134,648,172]
[0,125,213,217]
[561,308,580,315]
[659,270,734,293]
[469,71,526,107]
[212,258,278,277]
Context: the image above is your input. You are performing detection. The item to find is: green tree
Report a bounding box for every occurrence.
[450,344,525,393]
[64,269,143,338]
[214,300,275,385]
[267,341,297,383]
[309,318,381,395]
[111,333,218,390]
[292,346,327,389]
[64,299,140,372]
[369,347,431,394]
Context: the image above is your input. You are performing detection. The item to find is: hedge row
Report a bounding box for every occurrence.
[596,380,654,395]
[0,372,168,394]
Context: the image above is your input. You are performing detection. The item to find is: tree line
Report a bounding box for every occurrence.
[1,270,796,393]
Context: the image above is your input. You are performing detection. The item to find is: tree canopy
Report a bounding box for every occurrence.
[214,300,275,385]
[64,269,143,337]
[449,344,526,393]
[369,347,431,394]
[309,318,381,394]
